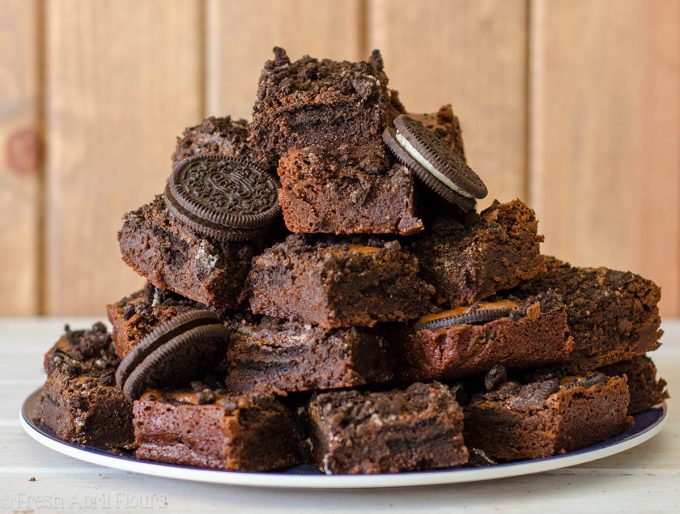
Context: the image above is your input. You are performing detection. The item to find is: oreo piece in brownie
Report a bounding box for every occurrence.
[277,143,423,235]
[250,47,392,166]
[118,195,261,308]
[308,382,468,474]
[411,199,545,306]
[171,116,251,167]
[392,291,573,382]
[223,315,393,395]
[464,373,632,461]
[38,323,134,448]
[512,257,662,370]
[133,385,303,471]
[409,104,466,159]
[246,235,434,329]
[599,355,669,414]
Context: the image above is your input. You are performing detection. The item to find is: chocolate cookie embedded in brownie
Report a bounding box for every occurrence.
[171,116,251,167]
[133,385,303,471]
[392,291,573,382]
[599,356,669,414]
[278,143,423,235]
[411,199,545,306]
[250,47,392,165]
[409,104,466,159]
[38,323,134,448]
[246,235,434,329]
[308,382,468,474]
[464,373,632,461]
[223,315,393,395]
[118,195,260,308]
[512,257,662,370]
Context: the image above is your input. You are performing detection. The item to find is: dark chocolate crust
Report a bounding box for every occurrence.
[599,355,669,413]
[223,316,393,394]
[246,235,435,329]
[308,383,468,474]
[171,116,251,167]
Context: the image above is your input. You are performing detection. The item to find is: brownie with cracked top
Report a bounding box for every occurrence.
[512,257,662,370]
[308,382,468,474]
[223,315,393,394]
[464,372,632,460]
[133,384,303,471]
[246,235,434,329]
[118,195,260,308]
[250,47,392,166]
[171,116,252,167]
[599,355,669,414]
[38,323,134,448]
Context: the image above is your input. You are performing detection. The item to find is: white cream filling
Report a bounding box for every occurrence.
[395,130,473,199]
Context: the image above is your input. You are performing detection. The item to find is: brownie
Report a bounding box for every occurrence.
[118,195,260,308]
[133,385,303,471]
[464,373,632,461]
[600,356,669,413]
[308,383,468,474]
[223,315,393,394]
[411,199,545,306]
[246,235,434,328]
[38,323,134,448]
[171,116,251,167]
[393,291,573,382]
[278,143,423,235]
[512,257,662,370]
[250,47,392,166]
[409,104,466,159]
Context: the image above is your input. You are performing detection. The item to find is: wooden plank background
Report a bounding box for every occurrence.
[0,0,678,317]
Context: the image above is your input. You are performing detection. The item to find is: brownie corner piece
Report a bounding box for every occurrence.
[118,195,257,308]
[308,383,468,474]
[599,355,669,413]
[171,115,251,167]
[247,235,434,328]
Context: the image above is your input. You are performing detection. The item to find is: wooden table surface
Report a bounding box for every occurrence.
[0,318,677,514]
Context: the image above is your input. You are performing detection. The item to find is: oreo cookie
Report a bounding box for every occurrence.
[164,155,280,241]
[116,310,227,401]
[414,301,517,331]
[383,114,487,211]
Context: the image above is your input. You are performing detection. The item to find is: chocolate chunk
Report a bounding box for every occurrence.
[484,364,508,391]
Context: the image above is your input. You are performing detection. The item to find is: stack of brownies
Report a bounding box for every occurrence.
[37,48,668,474]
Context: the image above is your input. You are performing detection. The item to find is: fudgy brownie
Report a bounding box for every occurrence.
[393,291,573,382]
[246,235,434,328]
[250,47,392,165]
[171,116,251,167]
[223,315,393,394]
[512,257,662,370]
[118,195,260,308]
[411,199,545,306]
[409,104,466,159]
[38,323,134,448]
[464,373,632,460]
[277,143,423,235]
[308,382,468,474]
[600,356,669,413]
[133,385,303,471]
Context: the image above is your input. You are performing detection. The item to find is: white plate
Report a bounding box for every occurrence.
[20,388,667,489]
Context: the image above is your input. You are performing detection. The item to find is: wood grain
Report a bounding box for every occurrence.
[0,0,40,315]
[530,0,680,316]
[205,0,364,118]
[44,0,203,315]
[368,0,529,206]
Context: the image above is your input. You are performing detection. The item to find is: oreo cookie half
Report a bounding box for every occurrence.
[383,114,487,211]
[116,310,227,401]
[165,155,280,241]
[414,300,517,331]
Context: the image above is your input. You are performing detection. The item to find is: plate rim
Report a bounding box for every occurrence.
[20,387,668,489]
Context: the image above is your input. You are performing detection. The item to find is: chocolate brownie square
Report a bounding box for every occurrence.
[464,373,632,460]
[250,47,392,165]
[600,356,669,413]
[308,383,468,474]
[246,235,434,328]
[223,315,393,394]
[411,199,545,306]
[38,323,134,448]
[392,291,573,382]
[171,116,251,167]
[133,386,303,471]
[512,257,662,370]
[409,104,466,159]
[277,143,423,235]
[118,195,260,308]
